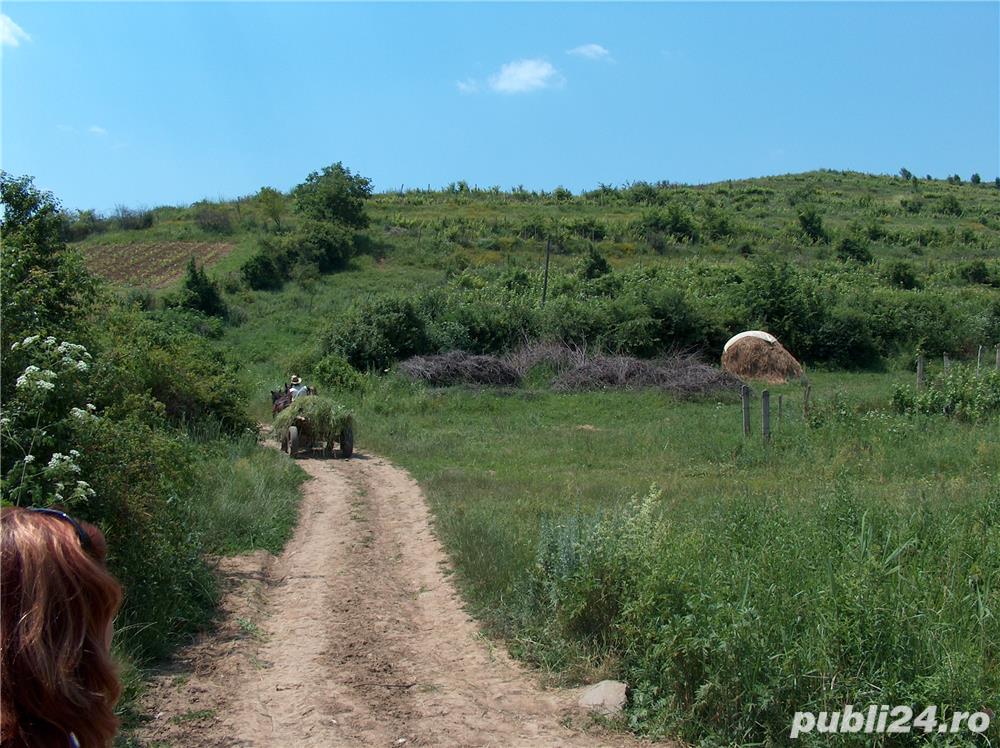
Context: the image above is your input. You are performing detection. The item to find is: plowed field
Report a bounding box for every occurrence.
[82,241,236,288]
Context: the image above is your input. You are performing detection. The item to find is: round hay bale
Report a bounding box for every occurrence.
[721,331,803,384]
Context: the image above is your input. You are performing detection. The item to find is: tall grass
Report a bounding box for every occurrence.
[349,374,999,745]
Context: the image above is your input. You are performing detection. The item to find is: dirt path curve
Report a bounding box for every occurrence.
[136,450,654,747]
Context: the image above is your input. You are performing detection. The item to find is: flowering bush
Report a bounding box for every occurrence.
[1,335,98,506]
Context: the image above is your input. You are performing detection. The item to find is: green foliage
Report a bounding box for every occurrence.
[323,295,433,370]
[797,204,827,242]
[255,186,286,231]
[286,219,356,272]
[937,194,963,216]
[1,173,96,401]
[891,365,1000,420]
[835,235,872,263]
[292,161,372,228]
[313,354,367,392]
[578,245,611,280]
[271,395,355,446]
[241,250,284,290]
[192,201,233,234]
[880,259,921,290]
[170,257,228,318]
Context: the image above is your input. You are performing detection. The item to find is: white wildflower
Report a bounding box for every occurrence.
[23,454,35,464]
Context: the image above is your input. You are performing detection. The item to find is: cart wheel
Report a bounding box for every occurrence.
[340,425,354,459]
[288,426,299,457]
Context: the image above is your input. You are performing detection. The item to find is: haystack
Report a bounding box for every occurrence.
[721,331,803,384]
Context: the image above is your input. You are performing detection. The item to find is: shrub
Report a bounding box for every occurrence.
[286,220,356,272]
[313,354,367,392]
[241,251,284,290]
[113,205,154,230]
[881,260,921,290]
[578,245,611,280]
[835,235,872,263]
[324,295,432,371]
[169,257,228,318]
[797,204,827,242]
[937,194,963,216]
[192,202,233,234]
[891,365,1000,420]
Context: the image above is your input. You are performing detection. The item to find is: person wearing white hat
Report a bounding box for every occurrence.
[289,375,308,399]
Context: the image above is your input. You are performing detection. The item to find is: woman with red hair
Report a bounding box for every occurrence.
[1,507,123,748]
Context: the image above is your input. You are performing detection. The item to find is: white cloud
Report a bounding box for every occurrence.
[488,59,562,94]
[57,124,75,133]
[1,14,31,47]
[568,43,611,62]
[89,125,108,136]
[456,78,480,95]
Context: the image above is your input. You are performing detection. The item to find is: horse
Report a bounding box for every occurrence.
[271,383,319,418]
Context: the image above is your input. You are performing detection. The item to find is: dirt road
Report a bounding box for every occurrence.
[136,450,651,747]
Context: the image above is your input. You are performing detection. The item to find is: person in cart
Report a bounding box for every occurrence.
[289,375,310,400]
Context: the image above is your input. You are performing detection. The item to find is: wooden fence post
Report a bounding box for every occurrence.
[777,394,784,429]
[803,384,812,419]
[762,390,771,443]
[996,344,1000,371]
[741,385,751,437]
[978,345,984,376]
[541,239,552,306]
[916,354,925,390]
[943,353,950,373]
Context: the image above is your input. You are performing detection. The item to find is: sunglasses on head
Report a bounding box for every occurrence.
[26,507,94,555]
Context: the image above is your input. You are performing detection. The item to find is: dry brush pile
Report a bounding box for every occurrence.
[399,342,742,398]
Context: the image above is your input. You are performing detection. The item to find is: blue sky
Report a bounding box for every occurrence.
[2,2,998,212]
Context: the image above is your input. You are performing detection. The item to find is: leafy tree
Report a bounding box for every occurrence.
[899,167,913,180]
[256,186,286,231]
[292,162,372,228]
[970,173,981,185]
[552,186,573,202]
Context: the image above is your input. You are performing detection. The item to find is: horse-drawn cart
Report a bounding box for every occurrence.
[272,391,355,459]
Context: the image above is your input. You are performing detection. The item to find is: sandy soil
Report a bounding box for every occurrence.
[135,449,658,747]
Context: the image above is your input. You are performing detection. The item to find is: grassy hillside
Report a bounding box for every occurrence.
[63,168,1000,745]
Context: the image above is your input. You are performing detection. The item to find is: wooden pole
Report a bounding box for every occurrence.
[741,385,751,437]
[762,390,771,443]
[977,345,984,376]
[943,353,950,373]
[777,394,784,429]
[541,239,552,306]
[916,354,925,390]
[996,344,1000,371]
[803,384,812,419]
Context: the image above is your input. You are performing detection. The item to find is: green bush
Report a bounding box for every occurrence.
[314,354,367,392]
[241,250,284,290]
[168,258,228,318]
[891,365,1000,420]
[324,295,433,371]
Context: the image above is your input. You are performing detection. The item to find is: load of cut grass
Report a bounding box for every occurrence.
[399,351,522,387]
[721,331,803,384]
[552,353,742,397]
[272,395,355,445]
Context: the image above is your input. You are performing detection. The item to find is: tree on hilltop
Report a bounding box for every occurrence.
[292,162,372,229]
